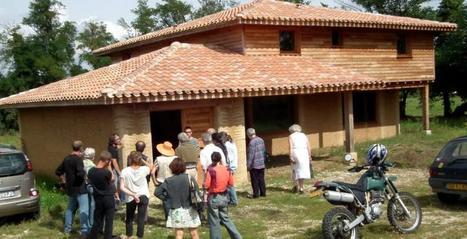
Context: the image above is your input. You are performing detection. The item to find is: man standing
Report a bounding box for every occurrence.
[184,126,200,149]
[55,140,90,236]
[200,133,226,173]
[108,134,123,204]
[175,132,200,179]
[134,141,153,183]
[88,151,117,239]
[246,128,266,198]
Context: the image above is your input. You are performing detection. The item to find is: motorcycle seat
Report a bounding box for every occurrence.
[334,181,365,192]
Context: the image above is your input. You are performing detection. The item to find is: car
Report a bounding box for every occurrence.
[429,136,467,203]
[0,145,40,218]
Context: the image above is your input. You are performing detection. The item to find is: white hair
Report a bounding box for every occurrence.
[83,147,95,160]
[246,128,256,136]
[178,132,189,142]
[202,133,212,143]
[288,124,302,133]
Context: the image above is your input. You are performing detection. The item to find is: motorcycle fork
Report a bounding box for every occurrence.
[385,177,412,219]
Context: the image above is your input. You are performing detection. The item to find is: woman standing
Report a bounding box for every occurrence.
[288,124,312,193]
[155,158,201,239]
[82,148,96,228]
[205,152,242,239]
[120,151,155,239]
[154,141,177,219]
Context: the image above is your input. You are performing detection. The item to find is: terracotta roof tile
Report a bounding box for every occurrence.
[94,0,456,55]
[0,42,393,107]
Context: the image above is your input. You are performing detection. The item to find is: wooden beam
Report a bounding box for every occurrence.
[343,92,355,153]
[421,85,431,135]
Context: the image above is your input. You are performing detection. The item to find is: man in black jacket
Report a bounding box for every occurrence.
[55,140,90,237]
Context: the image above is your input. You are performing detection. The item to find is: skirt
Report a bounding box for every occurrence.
[166,207,201,228]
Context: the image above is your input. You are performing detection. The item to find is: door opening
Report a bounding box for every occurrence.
[150,110,181,159]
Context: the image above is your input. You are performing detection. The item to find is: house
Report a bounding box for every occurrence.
[0,0,456,183]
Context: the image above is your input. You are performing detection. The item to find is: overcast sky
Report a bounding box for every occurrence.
[0,0,442,40]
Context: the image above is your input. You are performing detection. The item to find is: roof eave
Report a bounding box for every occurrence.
[93,20,239,56]
[1,79,433,109]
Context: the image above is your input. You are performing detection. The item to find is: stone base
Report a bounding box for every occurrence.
[424,130,432,135]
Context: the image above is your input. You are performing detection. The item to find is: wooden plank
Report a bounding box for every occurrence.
[343,92,355,153]
[421,85,431,134]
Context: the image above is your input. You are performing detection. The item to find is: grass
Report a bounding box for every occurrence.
[0,96,466,238]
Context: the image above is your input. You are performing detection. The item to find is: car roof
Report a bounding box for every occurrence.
[451,136,467,141]
[0,147,22,154]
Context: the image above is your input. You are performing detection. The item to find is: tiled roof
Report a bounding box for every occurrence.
[94,0,456,55]
[0,42,391,108]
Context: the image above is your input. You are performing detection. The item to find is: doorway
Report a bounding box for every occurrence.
[150,110,181,159]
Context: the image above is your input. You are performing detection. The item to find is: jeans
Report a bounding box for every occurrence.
[64,193,90,235]
[227,186,238,206]
[208,194,242,239]
[87,184,95,227]
[250,168,266,197]
[125,196,149,238]
[89,195,115,239]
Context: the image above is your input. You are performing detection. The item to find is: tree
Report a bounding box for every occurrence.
[433,0,467,116]
[118,0,159,37]
[77,21,115,70]
[155,0,193,28]
[0,0,78,131]
[194,0,237,18]
[350,0,437,118]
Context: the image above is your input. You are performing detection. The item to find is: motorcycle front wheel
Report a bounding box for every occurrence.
[387,192,422,233]
[322,207,359,239]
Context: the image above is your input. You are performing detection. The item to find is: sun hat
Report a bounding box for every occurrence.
[156,141,175,156]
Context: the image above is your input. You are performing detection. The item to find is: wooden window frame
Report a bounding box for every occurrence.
[396,33,412,58]
[279,29,301,55]
[331,30,343,48]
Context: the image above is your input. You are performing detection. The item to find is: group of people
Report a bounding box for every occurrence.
[55,124,313,239]
[55,126,247,239]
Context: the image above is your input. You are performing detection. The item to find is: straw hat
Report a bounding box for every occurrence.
[156,141,175,156]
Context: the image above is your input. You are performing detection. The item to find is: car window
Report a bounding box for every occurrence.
[452,142,467,157]
[0,153,27,177]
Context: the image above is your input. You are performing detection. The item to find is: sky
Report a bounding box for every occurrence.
[0,0,442,40]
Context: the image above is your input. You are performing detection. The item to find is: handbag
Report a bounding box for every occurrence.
[188,175,203,210]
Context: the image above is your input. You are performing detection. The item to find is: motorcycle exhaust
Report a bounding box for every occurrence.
[323,191,355,203]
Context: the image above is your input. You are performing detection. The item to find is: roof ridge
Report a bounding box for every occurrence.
[103,42,189,98]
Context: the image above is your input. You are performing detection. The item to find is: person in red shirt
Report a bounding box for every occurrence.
[204,152,242,239]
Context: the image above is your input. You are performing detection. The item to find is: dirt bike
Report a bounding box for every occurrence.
[314,154,422,239]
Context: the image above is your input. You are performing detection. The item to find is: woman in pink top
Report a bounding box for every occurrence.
[204,152,242,239]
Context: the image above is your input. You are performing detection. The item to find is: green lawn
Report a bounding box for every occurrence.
[0,96,466,238]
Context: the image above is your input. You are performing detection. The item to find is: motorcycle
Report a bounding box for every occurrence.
[314,151,422,239]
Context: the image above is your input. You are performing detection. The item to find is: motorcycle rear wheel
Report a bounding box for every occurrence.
[322,207,359,239]
[387,192,422,233]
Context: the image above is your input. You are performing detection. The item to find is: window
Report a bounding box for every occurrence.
[279,30,296,53]
[248,96,296,133]
[353,92,376,123]
[331,30,342,47]
[396,34,410,56]
[0,153,27,177]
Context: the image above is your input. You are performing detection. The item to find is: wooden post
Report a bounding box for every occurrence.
[343,92,355,153]
[421,85,431,135]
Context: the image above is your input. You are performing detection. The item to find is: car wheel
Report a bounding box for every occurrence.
[437,193,460,203]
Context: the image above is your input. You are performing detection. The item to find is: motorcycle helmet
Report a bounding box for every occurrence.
[367,144,388,165]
